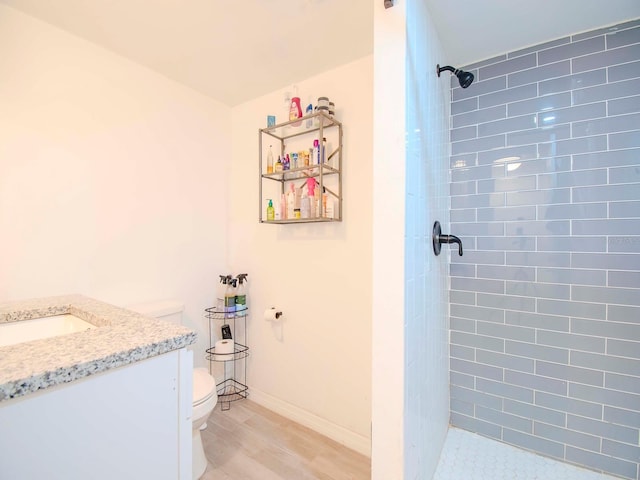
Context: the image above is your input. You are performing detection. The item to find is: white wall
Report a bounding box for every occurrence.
[229,57,373,454]
[0,5,230,362]
[371,1,407,478]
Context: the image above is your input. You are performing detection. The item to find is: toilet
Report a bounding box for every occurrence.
[128,300,217,480]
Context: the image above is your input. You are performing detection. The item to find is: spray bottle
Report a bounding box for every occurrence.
[225,275,236,319]
[235,273,249,316]
[216,275,228,312]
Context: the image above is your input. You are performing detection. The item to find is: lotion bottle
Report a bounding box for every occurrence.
[267,199,275,221]
[289,86,302,127]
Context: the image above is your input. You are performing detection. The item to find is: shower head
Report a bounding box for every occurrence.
[437,64,474,88]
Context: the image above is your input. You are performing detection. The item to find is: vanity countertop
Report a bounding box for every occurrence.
[0,294,196,402]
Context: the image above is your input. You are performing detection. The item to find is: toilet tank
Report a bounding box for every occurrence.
[128,300,184,325]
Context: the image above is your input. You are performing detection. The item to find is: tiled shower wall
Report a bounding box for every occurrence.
[404,0,450,478]
[449,20,640,480]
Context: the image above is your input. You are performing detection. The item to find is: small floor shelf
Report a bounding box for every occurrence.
[204,307,249,411]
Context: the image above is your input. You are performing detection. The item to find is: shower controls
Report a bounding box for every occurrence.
[433,221,463,256]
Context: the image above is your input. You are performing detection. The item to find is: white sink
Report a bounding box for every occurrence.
[0,314,95,348]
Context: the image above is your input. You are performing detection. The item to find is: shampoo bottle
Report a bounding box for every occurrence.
[313,139,320,165]
[235,273,248,316]
[224,276,236,319]
[289,86,302,127]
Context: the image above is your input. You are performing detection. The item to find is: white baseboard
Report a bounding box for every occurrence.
[248,388,372,458]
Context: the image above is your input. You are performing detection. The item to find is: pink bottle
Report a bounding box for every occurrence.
[289,86,302,127]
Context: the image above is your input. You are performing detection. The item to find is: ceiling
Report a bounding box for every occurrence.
[1,0,639,106]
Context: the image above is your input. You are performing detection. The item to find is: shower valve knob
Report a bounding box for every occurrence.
[433,221,463,256]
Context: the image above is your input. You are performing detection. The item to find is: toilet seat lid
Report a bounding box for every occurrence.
[193,368,216,404]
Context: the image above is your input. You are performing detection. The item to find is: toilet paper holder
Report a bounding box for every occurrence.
[433,221,463,256]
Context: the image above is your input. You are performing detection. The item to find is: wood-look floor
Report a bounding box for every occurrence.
[200,400,371,480]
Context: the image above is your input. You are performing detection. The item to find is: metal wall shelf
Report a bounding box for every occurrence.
[259,111,343,223]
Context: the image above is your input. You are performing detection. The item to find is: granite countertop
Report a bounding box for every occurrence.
[0,294,196,402]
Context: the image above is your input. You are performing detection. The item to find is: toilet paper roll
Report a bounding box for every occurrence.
[214,339,234,360]
[263,307,282,322]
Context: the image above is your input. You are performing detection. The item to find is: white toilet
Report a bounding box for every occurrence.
[129,300,217,480]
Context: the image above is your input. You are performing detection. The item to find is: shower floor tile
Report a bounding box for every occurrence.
[434,427,620,480]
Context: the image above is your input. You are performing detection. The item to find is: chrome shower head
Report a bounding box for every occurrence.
[437,64,474,88]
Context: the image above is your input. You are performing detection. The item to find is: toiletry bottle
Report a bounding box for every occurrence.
[217,275,227,311]
[305,96,314,129]
[313,139,320,165]
[287,183,295,219]
[235,273,248,316]
[267,199,275,221]
[290,86,302,127]
[224,276,236,319]
[275,155,283,172]
[300,194,310,218]
[281,193,287,219]
[307,178,316,217]
[322,137,327,164]
[284,153,290,171]
[267,145,274,174]
[314,186,321,218]
[283,91,291,125]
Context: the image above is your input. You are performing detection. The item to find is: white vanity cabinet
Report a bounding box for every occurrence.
[0,349,193,480]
